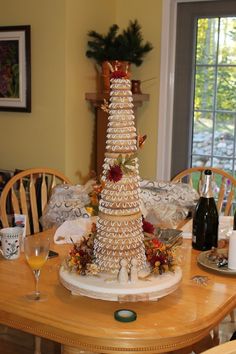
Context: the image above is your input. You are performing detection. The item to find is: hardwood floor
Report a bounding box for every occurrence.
[0,312,236,354]
[0,326,61,354]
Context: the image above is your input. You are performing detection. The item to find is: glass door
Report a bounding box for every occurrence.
[171,0,236,178]
[192,16,236,174]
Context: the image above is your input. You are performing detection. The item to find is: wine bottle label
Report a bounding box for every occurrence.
[192,235,196,243]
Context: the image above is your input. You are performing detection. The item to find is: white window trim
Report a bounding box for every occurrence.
[156,0,218,181]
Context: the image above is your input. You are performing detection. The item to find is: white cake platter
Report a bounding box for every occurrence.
[59,266,182,302]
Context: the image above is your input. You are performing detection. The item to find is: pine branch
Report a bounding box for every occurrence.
[86,20,153,65]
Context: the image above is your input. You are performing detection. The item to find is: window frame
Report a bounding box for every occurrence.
[157,0,236,180]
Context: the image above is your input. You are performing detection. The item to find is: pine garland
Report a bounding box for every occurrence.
[86,20,153,66]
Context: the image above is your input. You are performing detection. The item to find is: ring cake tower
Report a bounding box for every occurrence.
[59,71,182,301]
[93,74,147,273]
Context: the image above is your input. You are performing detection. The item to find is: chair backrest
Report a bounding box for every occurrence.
[0,167,72,235]
[171,167,236,216]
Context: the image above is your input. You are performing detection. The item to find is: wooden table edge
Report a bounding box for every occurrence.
[1,296,236,354]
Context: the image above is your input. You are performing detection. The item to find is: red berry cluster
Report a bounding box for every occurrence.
[110,70,127,79]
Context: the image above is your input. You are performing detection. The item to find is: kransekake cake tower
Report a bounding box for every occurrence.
[93,70,147,273]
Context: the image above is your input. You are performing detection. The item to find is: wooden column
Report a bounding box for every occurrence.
[85,92,149,177]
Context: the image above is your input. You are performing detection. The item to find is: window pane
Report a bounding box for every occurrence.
[192,155,211,167]
[217,66,236,111]
[196,18,219,65]
[192,111,213,155]
[213,157,233,174]
[193,15,236,172]
[218,17,236,65]
[213,113,235,157]
[194,66,215,110]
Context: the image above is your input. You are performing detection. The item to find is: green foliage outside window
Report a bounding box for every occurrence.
[192,16,236,176]
[194,17,236,113]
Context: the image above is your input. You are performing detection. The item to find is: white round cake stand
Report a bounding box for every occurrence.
[59,266,182,302]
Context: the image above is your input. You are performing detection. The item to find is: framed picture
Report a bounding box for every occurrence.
[0,25,31,112]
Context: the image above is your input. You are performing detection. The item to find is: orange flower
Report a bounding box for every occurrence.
[152,238,162,248]
[91,193,99,205]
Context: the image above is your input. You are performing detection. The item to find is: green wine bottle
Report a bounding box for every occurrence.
[192,170,219,251]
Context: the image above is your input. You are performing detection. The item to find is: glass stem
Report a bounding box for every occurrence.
[33,269,41,298]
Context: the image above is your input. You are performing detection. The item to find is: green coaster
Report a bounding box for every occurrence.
[114,309,137,322]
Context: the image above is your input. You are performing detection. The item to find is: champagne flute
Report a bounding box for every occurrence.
[24,235,50,301]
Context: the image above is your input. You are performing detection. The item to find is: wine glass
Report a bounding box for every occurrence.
[24,235,50,301]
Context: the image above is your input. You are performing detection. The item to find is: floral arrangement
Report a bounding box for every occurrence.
[85,181,104,216]
[106,154,137,183]
[107,164,123,182]
[142,218,155,234]
[143,218,175,275]
[64,217,175,277]
[64,223,99,275]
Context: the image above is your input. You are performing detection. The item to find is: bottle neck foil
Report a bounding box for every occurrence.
[202,175,214,198]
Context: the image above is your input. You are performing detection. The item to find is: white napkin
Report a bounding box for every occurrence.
[53,217,97,244]
[228,231,236,269]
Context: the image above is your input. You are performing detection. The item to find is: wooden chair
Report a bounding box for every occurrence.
[172,166,236,343]
[172,166,236,216]
[0,167,72,235]
[0,167,72,354]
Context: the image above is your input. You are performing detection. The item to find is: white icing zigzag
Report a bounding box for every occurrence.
[108,115,135,121]
[107,126,136,133]
[110,96,133,103]
[106,133,136,139]
[94,75,147,273]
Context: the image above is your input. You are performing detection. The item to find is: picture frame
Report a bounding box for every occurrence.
[0,25,31,112]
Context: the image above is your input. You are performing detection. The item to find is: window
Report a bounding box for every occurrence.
[192,16,236,173]
[171,0,236,178]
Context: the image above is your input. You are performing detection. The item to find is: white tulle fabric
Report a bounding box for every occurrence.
[140,180,199,228]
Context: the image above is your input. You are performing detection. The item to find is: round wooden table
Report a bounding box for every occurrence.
[0,228,236,354]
